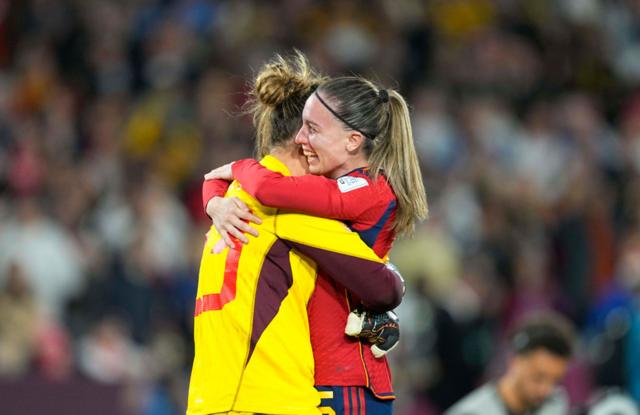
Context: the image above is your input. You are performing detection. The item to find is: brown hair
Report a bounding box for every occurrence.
[510,311,576,358]
[317,77,428,235]
[246,51,327,157]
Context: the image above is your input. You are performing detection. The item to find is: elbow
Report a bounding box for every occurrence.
[387,282,404,309]
[365,282,403,312]
[364,266,404,312]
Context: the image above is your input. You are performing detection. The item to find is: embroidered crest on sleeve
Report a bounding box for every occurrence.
[337,176,369,193]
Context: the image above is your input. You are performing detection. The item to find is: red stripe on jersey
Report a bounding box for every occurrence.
[194,241,242,316]
[343,387,350,415]
[359,388,366,415]
[351,387,358,415]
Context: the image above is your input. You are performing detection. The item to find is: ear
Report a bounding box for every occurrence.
[346,132,366,153]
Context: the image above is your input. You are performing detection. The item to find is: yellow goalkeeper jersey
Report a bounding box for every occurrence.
[187,156,394,415]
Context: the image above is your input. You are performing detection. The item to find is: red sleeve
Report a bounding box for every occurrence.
[232,159,375,220]
[202,179,230,216]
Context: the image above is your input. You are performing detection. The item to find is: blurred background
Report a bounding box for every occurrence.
[1,0,640,413]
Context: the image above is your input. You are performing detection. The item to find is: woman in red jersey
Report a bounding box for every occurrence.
[205,76,428,415]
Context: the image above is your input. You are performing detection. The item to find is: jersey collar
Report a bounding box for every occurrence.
[260,155,292,177]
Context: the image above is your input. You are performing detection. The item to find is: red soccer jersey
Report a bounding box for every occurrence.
[226,158,399,399]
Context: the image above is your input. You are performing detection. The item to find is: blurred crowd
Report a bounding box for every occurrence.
[1,0,640,414]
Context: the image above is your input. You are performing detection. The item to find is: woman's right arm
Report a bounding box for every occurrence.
[231,159,377,220]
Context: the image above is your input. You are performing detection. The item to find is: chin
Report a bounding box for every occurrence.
[308,164,322,175]
[526,398,546,410]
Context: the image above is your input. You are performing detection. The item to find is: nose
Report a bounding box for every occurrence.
[294,126,308,145]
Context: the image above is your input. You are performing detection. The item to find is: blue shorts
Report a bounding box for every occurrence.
[317,386,393,415]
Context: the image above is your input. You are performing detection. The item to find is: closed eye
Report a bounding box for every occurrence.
[306,121,319,134]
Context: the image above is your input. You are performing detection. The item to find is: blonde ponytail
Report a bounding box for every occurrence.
[368,90,428,235]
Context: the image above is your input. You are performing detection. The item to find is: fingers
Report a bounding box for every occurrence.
[232,217,259,237]
[231,197,249,212]
[209,196,261,247]
[203,162,234,180]
[204,169,222,180]
[230,197,262,231]
[212,218,244,246]
[218,229,236,250]
[236,210,262,228]
[225,222,249,244]
[241,222,260,237]
[212,238,230,254]
[218,219,258,244]
[219,217,259,244]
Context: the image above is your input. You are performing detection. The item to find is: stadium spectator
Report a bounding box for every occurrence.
[444,311,576,415]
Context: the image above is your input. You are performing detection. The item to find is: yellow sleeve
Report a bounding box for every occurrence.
[274,213,386,262]
[274,212,402,312]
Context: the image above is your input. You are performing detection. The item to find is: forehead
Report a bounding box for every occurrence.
[303,93,340,128]
[518,349,569,378]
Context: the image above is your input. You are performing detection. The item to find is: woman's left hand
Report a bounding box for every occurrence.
[204,162,234,181]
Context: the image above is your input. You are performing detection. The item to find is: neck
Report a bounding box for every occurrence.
[329,153,369,179]
[497,374,525,414]
[270,143,308,176]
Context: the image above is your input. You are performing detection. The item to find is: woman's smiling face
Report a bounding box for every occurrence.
[294,93,357,179]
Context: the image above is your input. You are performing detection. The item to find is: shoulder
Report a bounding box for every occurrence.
[337,169,394,198]
[445,384,505,415]
[336,175,370,193]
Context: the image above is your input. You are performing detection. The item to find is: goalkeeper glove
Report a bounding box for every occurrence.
[345,309,400,358]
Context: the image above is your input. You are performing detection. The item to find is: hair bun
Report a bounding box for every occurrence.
[254,55,310,107]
